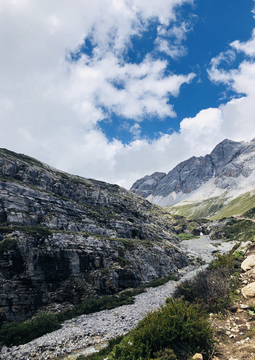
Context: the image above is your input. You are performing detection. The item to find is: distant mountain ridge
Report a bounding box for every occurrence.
[130,138,255,217]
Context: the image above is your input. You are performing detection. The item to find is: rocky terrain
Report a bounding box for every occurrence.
[130,138,255,218]
[0,148,190,325]
[0,236,238,360]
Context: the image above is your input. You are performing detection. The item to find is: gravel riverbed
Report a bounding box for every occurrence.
[0,237,237,360]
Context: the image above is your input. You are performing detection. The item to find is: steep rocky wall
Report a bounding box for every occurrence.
[0,149,188,324]
[0,230,187,324]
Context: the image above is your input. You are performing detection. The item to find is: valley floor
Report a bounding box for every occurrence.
[0,236,239,360]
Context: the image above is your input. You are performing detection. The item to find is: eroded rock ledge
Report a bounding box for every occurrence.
[0,149,188,324]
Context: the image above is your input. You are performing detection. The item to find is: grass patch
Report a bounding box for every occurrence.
[0,225,52,237]
[210,191,255,220]
[0,290,141,347]
[243,206,255,219]
[166,195,226,219]
[0,314,60,346]
[178,233,197,240]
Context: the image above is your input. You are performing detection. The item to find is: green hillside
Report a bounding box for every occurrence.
[166,190,255,220]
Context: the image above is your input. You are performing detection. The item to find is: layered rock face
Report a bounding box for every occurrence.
[130,138,255,206]
[0,149,188,324]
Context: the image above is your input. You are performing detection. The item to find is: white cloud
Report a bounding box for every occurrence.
[1,0,255,191]
[231,29,255,57]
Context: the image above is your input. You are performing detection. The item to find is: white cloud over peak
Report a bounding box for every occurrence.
[1,0,255,190]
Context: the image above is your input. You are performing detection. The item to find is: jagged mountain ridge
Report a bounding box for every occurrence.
[0,148,189,324]
[130,138,255,214]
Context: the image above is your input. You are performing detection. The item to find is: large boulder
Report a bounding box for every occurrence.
[241,255,255,271]
[242,282,255,298]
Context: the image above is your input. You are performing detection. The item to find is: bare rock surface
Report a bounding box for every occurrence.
[241,254,255,271]
[130,138,255,208]
[0,148,190,325]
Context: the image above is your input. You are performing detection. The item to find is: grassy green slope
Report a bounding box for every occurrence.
[210,190,255,220]
[166,190,255,220]
[165,195,226,219]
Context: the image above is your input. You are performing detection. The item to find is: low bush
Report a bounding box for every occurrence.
[109,299,213,360]
[0,314,60,346]
[57,292,138,322]
[174,249,243,313]
[178,233,196,240]
[174,267,232,313]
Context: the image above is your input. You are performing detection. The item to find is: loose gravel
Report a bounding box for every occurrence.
[0,237,238,360]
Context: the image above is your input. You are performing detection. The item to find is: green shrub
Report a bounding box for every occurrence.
[0,314,60,346]
[174,248,243,313]
[153,348,177,360]
[109,299,213,360]
[174,268,232,313]
[178,233,196,240]
[0,237,18,252]
[56,292,138,323]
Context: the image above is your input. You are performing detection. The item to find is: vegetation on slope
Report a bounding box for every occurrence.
[77,245,243,360]
[0,274,179,347]
[210,190,255,220]
[166,195,226,219]
[212,218,255,242]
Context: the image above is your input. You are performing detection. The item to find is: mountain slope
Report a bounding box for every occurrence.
[130,138,255,217]
[0,148,189,325]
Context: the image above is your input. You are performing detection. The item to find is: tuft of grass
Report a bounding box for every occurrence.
[178,233,197,240]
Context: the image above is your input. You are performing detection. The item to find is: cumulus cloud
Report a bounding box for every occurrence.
[1,0,255,190]
[155,20,194,59]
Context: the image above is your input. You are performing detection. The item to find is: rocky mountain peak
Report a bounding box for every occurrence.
[130,138,255,208]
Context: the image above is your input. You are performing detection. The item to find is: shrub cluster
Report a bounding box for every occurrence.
[174,250,242,313]
[109,299,214,360]
[0,291,140,347]
[0,314,60,347]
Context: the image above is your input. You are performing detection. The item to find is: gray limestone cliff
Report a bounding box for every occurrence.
[0,149,188,325]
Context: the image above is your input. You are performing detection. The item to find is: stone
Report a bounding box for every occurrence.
[192,354,203,360]
[241,255,255,271]
[242,282,255,298]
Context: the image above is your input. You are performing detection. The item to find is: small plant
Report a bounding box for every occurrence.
[178,233,196,240]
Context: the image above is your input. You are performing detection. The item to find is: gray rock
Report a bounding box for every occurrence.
[130,138,255,205]
[0,148,188,324]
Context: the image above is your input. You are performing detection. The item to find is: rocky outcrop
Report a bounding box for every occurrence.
[130,138,255,208]
[0,148,188,324]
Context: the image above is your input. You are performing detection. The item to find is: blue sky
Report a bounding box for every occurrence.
[1,0,255,188]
